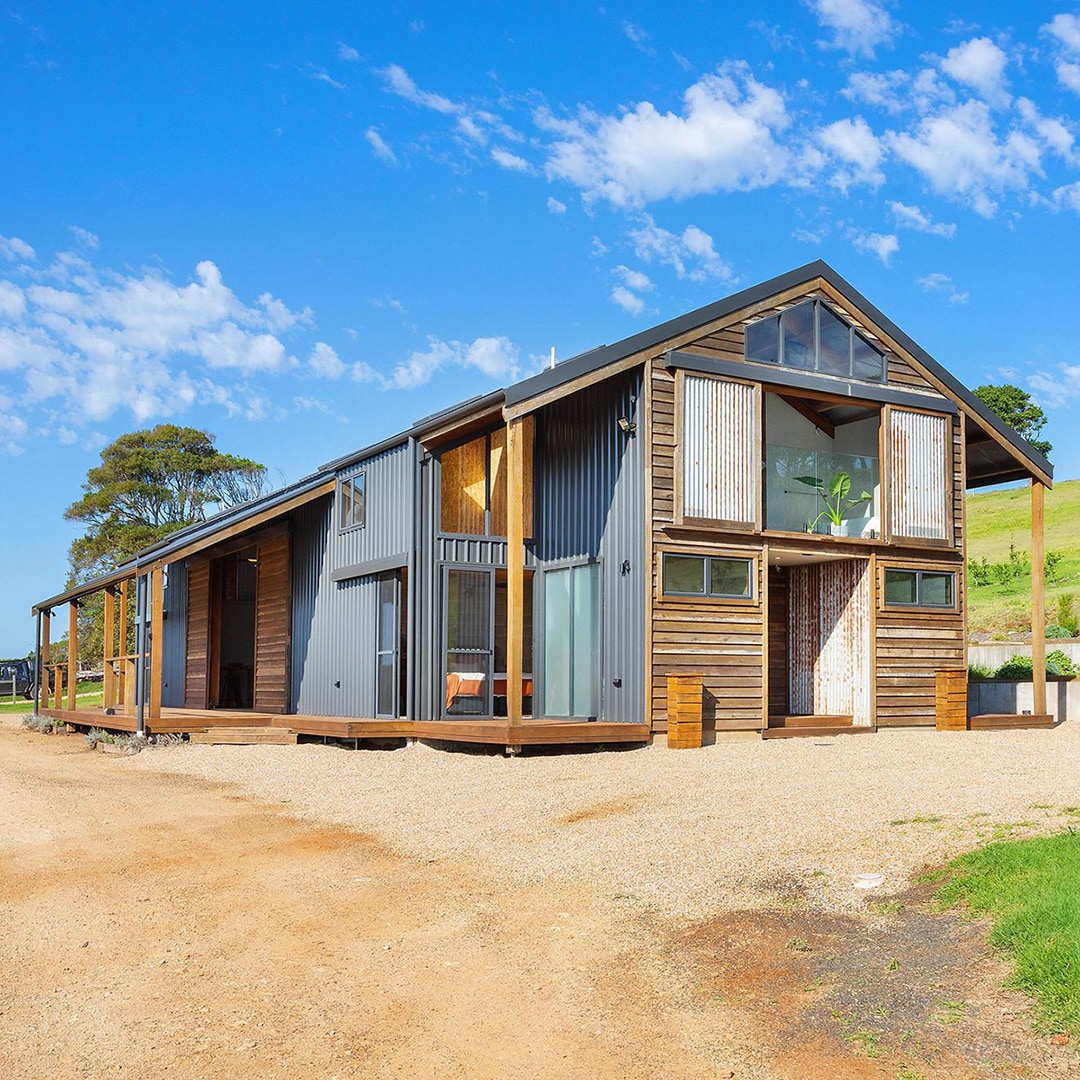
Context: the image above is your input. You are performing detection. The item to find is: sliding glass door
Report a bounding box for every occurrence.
[442,568,493,717]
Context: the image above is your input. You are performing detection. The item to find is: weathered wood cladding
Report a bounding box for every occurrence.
[874,555,965,727]
[253,530,291,713]
[184,560,210,708]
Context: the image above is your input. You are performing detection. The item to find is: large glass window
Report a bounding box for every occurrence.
[764,394,880,536]
[662,554,753,599]
[543,563,600,719]
[884,568,955,608]
[440,430,508,536]
[745,299,885,382]
[444,569,492,716]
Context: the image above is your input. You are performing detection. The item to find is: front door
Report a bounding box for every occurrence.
[442,568,494,718]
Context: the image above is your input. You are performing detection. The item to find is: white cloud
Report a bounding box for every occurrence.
[311,70,346,90]
[629,215,734,282]
[387,335,520,389]
[0,281,25,318]
[1016,97,1079,166]
[807,0,896,58]
[818,116,885,190]
[1042,15,1080,94]
[379,63,461,115]
[337,41,360,62]
[546,196,567,214]
[365,126,398,165]
[888,201,957,237]
[70,225,100,250]
[852,231,899,264]
[610,286,644,315]
[888,100,1040,217]
[622,21,655,55]
[490,147,531,172]
[917,272,969,304]
[537,64,790,207]
[0,235,34,261]
[842,70,910,114]
[309,341,345,379]
[940,37,1010,106]
[613,265,653,292]
[1052,180,1080,212]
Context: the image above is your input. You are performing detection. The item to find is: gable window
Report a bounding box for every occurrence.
[662,554,753,599]
[883,568,955,608]
[745,299,885,382]
[338,472,366,531]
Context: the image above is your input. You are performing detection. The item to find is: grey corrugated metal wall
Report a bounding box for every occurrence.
[533,369,645,723]
[292,441,414,717]
[160,560,187,708]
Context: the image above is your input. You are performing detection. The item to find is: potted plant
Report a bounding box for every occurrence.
[794,472,872,536]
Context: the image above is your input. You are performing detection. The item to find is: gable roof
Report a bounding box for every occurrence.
[505,259,1052,488]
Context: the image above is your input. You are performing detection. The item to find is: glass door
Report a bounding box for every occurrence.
[442,568,493,718]
[542,562,601,719]
[375,573,402,718]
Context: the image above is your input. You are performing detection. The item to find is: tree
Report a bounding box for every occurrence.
[973,384,1052,458]
[63,425,267,662]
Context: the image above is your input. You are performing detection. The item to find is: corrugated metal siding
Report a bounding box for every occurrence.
[291,494,381,718]
[788,560,872,723]
[333,443,413,568]
[438,537,507,565]
[160,561,187,708]
[682,375,755,522]
[890,409,948,540]
[533,369,645,723]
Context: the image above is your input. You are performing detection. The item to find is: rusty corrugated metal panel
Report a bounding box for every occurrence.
[890,410,948,539]
[683,376,755,522]
[789,560,872,721]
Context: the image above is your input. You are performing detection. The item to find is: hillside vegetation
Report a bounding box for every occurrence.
[966,478,1080,639]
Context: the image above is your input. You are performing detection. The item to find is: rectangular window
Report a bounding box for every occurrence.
[338,473,366,531]
[681,375,756,524]
[883,568,955,608]
[662,553,753,599]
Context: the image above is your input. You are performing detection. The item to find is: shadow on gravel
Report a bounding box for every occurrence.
[672,877,1074,1078]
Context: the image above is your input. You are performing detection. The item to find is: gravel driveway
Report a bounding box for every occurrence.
[128,722,1080,917]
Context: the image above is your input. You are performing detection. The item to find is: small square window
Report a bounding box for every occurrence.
[883,569,917,605]
[663,555,706,595]
[710,557,751,598]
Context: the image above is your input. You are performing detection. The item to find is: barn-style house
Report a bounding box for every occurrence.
[32,261,1053,748]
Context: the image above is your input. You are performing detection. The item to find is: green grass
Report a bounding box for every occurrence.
[936,830,1080,1035]
[0,688,103,714]
[967,477,1080,637]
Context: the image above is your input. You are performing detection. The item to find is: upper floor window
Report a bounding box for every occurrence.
[338,472,366,532]
[745,299,885,382]
[440,429,507,536]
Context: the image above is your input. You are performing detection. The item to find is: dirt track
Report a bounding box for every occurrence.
[0,724,1074,1078]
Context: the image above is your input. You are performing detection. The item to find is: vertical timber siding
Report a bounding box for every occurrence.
[184,560,210,708]
[253,531,290,712]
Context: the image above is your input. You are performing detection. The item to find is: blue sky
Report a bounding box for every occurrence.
[3,1,1080,654]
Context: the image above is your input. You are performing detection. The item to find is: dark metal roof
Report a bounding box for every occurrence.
[504,259,1052,487]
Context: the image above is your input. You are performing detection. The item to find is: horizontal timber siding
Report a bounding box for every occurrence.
[874,555,965,727]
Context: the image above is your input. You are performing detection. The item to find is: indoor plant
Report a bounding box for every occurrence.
[794,471,872,535]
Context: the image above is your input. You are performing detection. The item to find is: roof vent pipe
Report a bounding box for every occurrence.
[549,346,556,370]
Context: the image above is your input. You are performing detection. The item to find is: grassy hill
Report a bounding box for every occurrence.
[966,478,1080,639]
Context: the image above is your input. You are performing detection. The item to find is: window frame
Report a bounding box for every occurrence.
[881,567,957,610]
[660,552,756,602]
[337,471,366,533]
[744,298,886,383]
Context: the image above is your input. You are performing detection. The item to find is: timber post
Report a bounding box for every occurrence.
[1032,480,1046,716]
[103,586,116,710]
[506,417,525,728]
[40,609,50,713]
[149,567,164,722]
[68,600,78,711]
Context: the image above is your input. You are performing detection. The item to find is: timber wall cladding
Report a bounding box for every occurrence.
[254,531,291,713]
[788,560,872,724]
[874,558,964,727]
[184,559,210,708]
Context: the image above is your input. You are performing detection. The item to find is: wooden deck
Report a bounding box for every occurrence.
[39,706,652,748]
[763,714,876,740]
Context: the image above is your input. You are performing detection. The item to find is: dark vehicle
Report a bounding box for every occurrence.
[0,658,36,699]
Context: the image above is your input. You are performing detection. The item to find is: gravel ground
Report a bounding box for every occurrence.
[127,724,1080,917]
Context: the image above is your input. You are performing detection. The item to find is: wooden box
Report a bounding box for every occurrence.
[935,669,968,731]
[667,674,704,749]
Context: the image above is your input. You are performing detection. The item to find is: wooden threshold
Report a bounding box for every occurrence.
[967,714,1056,730]
[762,722,875,740]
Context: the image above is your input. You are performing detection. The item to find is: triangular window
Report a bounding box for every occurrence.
[745,299,885,382]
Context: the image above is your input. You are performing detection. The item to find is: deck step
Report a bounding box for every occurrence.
[768,714,853,729]
[189,727,297,745]
[762,724,875,740]
[968,714,1056,730]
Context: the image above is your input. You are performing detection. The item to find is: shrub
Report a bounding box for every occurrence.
[1047,650,1078,677]
[1055,593,1079,637]
[995,655,1034,678]
[968,663,994,680]
[1046,625,1073,639]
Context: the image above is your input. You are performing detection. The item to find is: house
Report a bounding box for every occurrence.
[32,261,1053,748]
